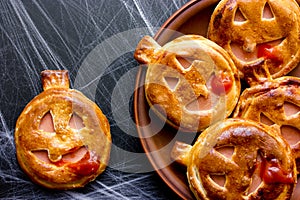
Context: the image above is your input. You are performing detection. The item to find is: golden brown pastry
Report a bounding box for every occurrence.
[15,70,111,190]
[208,0,300,85]
[134,35,240,132]
[171,118,297,200]
[234,76,300,173]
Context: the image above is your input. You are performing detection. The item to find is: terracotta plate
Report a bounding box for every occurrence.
[133,0,300,199]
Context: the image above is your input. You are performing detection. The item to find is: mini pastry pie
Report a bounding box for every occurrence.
[134,35,240,132]
[207,0,300,85]
[171,118,297,200]
[234,76,300,173]
[15,70,111,190]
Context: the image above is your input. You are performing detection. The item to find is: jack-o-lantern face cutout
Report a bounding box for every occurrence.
[208,0,300,85]
[15,70,111,190]
[134,35,240,132]
[234,77,300,173]
[171,119,297,200]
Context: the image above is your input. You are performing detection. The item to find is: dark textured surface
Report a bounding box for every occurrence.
[0,0,189,199]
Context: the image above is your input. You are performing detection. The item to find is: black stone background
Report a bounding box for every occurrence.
[0,0,189,199]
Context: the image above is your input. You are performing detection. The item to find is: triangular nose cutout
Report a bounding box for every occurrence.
[234,7,247,22]
[164,77,179,91]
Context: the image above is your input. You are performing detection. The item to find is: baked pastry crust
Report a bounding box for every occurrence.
[15,70,111,190]
[208,0,300,85]
[171,118,297,200]
[134,35,240,132]
[234,76,300,173]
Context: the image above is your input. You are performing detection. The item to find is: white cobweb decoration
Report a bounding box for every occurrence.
[0,0,187,199]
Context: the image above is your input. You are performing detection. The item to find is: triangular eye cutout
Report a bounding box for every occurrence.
[260,113,274,126]
[284,101,300,117]
[176,56,194,69]
[164,77,179,91]
[280,125,300,146]
[39,112,55,132]
[234,7,247,22]
[263,2,274,19]
[216,146,235,159]
[69,113,85,130]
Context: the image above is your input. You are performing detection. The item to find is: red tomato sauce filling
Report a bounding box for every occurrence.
[67,150,100,176]
[259,158,294,184]
[257,44,283,67]
[210,73,233,95]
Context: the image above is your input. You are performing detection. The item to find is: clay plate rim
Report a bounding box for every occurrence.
[134,0,300,199]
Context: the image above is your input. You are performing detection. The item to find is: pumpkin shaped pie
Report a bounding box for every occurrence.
[208,0,300,85]
[134,35,240,132]
[171,118,297,200]
[15,70,111,190]
[234,76,300,173]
